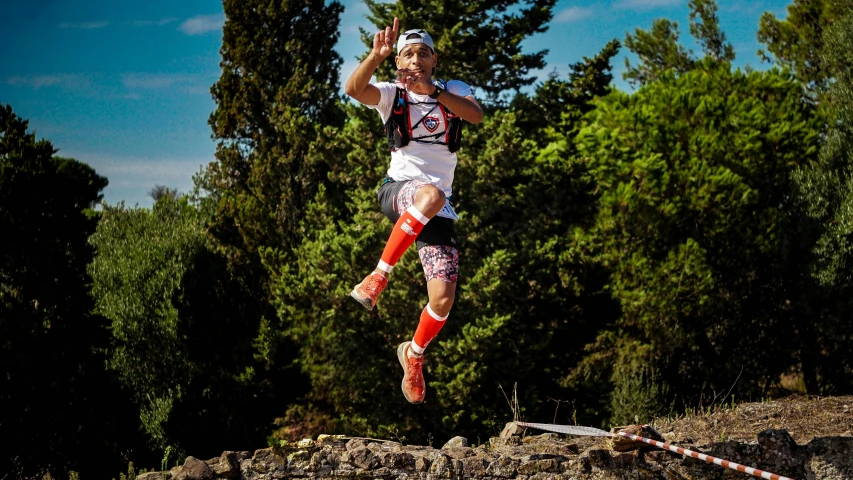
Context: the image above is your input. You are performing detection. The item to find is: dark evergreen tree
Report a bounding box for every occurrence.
[511,39,620,143]
[0,104,146,478]
[196,0,347,441]
[569,63,821,422]
[623,18,695,87]
[205,0,345,260]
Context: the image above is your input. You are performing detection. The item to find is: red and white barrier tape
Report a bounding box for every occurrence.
[516,422,795,480]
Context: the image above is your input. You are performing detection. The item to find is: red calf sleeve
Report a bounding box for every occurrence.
[380,206,428,269]
[412,304,448,353]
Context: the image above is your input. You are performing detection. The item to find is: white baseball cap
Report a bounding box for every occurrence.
[397,29,435,54]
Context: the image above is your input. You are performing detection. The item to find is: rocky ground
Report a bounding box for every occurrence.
[139,395,853,480]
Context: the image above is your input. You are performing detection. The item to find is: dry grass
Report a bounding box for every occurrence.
[650,395,853,446]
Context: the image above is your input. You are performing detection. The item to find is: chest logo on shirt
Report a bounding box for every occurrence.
[422,116,441,132]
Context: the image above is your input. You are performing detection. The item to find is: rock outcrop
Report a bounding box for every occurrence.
[139,428,853,480]
[136,396,853,480]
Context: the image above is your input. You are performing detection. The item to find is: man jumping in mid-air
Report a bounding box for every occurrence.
[344,18,483,404]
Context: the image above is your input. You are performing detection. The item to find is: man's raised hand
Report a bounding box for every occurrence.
[372,17,399,59]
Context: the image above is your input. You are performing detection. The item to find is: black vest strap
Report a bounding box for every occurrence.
[384,87,462,153]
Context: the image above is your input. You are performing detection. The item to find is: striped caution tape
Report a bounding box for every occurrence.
[516,421,795,480]
[514,422,616,437]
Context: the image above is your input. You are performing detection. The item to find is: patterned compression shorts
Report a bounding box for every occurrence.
[377,179,460,283]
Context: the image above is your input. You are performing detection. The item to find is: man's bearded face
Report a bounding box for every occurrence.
[396,44,436,81]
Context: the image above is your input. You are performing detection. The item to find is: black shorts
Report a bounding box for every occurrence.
[377,178,459,251]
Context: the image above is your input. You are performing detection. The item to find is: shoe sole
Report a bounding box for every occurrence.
[350,289,374,311]
[397,342,423,404]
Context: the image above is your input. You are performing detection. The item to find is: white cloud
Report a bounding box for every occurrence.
[555,6,595,23]
[340,1,369,34]
[59,21,110,29]
[5,72,213,96]
[95,157,207,178]
[344,1,370,15]
[120,73,214,95]
[340,23,363,34]
[132,17,178,27]
[179,14,225,35]
[614,0,682,10]
[70,153,209,207]
[121,73,195,89]
[5,74,91,90]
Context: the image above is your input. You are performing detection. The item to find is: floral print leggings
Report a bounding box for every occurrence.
[393,180,459,283]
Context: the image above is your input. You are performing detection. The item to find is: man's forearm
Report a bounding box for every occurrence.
[436,91,484,124]
[345,53,385,97]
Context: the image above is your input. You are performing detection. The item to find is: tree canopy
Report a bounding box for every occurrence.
[0,104,141,478]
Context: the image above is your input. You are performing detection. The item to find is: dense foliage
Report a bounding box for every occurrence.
[2,0,853,477]
[787,4,853,393]
[89,196,284,459]
[570,61,820,423]
[0,105,143,478]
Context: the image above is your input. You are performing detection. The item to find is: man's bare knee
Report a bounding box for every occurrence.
[414,185,446,217]
[427,274,456,314]
[429,297,454,318]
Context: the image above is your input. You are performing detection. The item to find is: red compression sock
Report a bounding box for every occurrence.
[377,206,429,274]
[411,304,448,354]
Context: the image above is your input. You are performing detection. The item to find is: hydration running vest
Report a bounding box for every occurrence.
[385,86,462,153]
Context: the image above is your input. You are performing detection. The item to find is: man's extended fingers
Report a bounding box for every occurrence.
[374,19,399,53]
[385,26,394,47]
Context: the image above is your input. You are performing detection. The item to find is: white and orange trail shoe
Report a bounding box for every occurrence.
[350,272,388,311]
[397,341,426,404]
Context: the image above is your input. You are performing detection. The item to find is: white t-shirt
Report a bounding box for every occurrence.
[367,80,473,197]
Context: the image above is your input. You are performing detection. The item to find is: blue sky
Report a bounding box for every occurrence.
[1,0,790,208]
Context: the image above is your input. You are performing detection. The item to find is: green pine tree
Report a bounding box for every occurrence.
[195,0,348,440]
[571,62,821,416]
[202,0,346,296]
